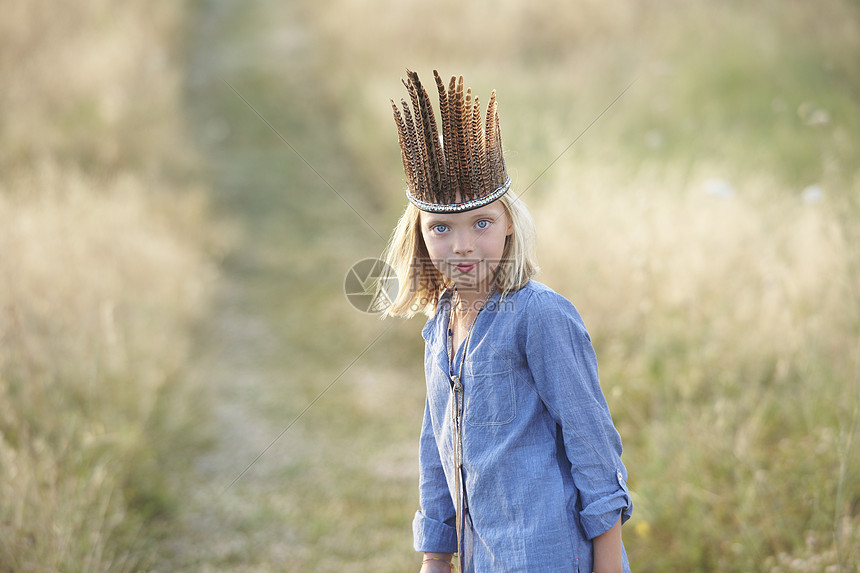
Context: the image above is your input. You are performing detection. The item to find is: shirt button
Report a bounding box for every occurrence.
[617,471,624,484]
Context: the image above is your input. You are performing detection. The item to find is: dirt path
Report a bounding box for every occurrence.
[152,1,425,571]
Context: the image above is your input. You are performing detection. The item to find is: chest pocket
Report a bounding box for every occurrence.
[464,359,517,426]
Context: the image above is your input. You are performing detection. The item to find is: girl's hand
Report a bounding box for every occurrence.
[420,553,454,572]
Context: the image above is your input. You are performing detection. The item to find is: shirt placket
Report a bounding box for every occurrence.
[447,288,494,571]
[450,373,466,569]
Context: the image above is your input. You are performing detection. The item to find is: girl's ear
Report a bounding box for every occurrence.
[506,213,514,236]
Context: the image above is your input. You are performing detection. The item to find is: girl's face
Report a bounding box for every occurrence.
[420,200,513,298]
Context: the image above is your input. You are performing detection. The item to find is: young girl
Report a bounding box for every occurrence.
[384,70,632,573]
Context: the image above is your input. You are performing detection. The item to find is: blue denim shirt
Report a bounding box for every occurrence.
[413,281,632,572]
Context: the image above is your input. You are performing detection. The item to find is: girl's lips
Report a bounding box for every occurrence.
[453,261,479,273]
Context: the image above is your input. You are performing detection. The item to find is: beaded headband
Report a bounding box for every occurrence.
[391,70,510,213]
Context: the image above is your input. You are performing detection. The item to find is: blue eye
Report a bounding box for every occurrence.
[476,219,490,229]
[433,224,448,233]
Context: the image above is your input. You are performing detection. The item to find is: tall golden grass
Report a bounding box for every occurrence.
[535,165,860,570]
[304,0,860,569]
[7,0,852,569]
[0,1,213,570]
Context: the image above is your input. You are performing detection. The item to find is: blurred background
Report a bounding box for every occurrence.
[2,0,859,571]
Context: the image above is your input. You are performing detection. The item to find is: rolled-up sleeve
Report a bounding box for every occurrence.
[524,291,633,540]
[412,397,458,553]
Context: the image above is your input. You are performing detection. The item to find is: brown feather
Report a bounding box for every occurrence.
[494,107,505,188]
[485,90,505,188]
[449,75,463,202]
[457,82,472,201]
[408,69,443,203]
[434,70,453,204]
[401,99,428,201]
[403,75,431,202]
[484,92,497,186]
[399,99,419,199]
[391,99,415,194]
[471,96,487,197]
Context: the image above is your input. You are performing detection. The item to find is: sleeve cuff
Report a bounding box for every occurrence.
[579,469,634,540]
[412,509,458,553]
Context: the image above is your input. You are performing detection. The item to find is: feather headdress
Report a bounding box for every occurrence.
[391,70,510,213]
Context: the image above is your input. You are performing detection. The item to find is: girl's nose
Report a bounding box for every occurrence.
[452,231,474,255]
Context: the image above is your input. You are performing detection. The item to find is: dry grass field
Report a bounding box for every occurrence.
[1,1,215,570]
[307,2,860,568]
[2,0,858,571]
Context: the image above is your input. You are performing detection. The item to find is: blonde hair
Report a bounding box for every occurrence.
[381,192,539,318]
